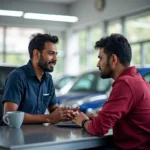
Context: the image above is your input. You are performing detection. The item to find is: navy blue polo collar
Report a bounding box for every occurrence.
[26,60,48,79]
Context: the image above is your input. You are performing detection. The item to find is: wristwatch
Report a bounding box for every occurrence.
[81,119,90,128]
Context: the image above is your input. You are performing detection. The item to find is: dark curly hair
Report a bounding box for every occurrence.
[28,33,59,58]
[95,33,132,67]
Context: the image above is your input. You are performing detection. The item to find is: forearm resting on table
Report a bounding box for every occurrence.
[3,101,52,124]
[23,113,51,124]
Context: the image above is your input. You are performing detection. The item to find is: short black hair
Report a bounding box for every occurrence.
[28,33,59,58]
[95,33,132,67]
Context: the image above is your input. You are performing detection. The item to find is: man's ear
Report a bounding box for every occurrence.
[33,49,40,58]
[110,54,119,68]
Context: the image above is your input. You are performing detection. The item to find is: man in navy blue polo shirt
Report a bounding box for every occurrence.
[3,33,76,124]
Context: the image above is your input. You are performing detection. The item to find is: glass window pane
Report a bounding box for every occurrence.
[144,42,150,66]
[108,21,122,35]
[91,27,103,47]
[80,55,87,73]
[91,51,98,69]
[126,14,150,42]
[0,27,3,52]
[78,31,87,51]
[131,44,141,67]
[0,54,3,63]
[78,31,87,72]
[54,57,64,76]
[57,38,63,51]
[56,38,64,75]
[90,26,103,70]
[6,54,29,66]
[6,27,44,53]
[70,74,95,92]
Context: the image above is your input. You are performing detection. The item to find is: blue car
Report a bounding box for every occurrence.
[56,68,150,113]
[56,70,112,110]
[137,68,150,83]
[79,67,150,113]
[79,94,107,113]
[137,67,150,76]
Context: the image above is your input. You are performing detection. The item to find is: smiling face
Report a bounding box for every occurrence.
[97,48,113,79]
[37,41,57,72]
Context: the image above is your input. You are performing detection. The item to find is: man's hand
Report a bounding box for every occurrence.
[48,107,76,123]
[86,113,97,120]
[62,106,80,119]
[72,112,89,127]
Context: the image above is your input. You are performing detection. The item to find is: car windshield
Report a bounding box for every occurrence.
[54,76,76,90]
[143,73,150,83]
[69,72,111,93]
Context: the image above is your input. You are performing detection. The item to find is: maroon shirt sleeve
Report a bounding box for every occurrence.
[88,80,134,136]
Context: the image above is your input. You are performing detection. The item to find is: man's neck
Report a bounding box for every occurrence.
[31,60,44,81]
[113,64,127,80]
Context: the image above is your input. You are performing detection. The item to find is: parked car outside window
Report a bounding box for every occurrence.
[56,71,113,111]
[56,68,150,114]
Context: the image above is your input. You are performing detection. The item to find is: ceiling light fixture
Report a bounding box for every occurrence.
[24,13,78,23]
[0,9,23,17]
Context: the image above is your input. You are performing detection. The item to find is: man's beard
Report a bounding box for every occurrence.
[38,56,54,72]
[100,60,113,79]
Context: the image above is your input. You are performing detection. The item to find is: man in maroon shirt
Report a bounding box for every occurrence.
[73,34,150,149]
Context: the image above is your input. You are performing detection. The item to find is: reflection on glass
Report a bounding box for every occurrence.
[56,131,78,142]
[0,128,25,145]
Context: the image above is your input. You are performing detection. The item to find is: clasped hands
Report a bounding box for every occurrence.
[49,106,79,123]
[50,106,97,126]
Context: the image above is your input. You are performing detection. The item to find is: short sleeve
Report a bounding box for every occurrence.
[3,70,24,105]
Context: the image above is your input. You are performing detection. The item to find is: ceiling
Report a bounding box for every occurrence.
[25,0,78,4]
